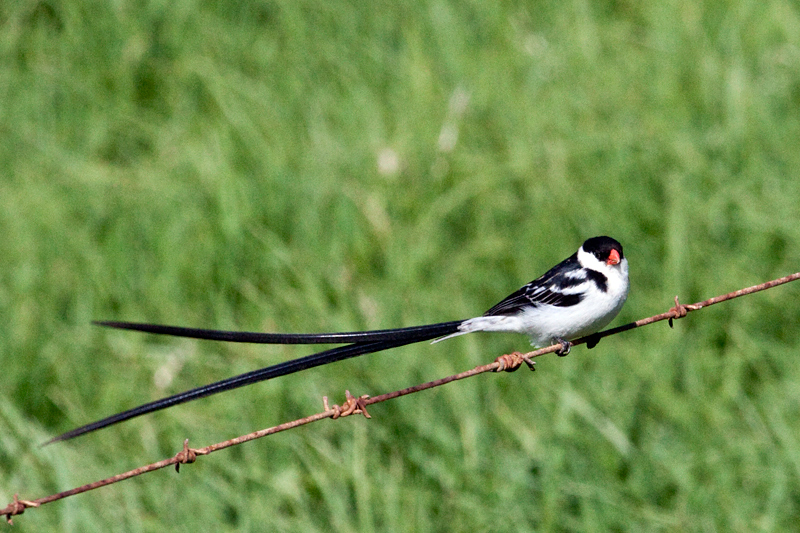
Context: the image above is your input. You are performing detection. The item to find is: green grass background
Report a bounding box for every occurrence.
[3,0,800,530]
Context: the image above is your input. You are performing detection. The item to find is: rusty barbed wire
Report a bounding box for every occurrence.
[3,271,799,524]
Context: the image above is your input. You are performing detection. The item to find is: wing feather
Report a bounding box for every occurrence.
[483,252,595,316]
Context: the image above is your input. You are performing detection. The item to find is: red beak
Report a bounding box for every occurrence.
[606,249,621,266]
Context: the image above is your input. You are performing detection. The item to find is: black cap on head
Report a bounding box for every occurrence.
[582,236,624,262]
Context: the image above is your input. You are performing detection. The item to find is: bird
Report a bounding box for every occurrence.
[46,236,628,444]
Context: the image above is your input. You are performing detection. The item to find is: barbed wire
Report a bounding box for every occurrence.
[3,271,799,524]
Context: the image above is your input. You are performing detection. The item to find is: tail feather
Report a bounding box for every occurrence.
[430,315,522,344]
[430,330,470,344]
[94,320,465,345]
[47,320,466,444]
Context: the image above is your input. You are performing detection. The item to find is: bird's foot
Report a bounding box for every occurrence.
[554,337,571,357]
[586,334,601,349]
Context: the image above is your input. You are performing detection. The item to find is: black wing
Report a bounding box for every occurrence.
[483,253,588,316]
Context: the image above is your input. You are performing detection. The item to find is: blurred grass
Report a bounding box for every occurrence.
[2,0,800,530]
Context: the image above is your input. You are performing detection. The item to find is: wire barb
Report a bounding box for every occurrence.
[494,352,536,372]
[667,295,701,328]
[2,494,39,525]
[325,390,372,419]
[668,295,686,327]
[174,439,204,473]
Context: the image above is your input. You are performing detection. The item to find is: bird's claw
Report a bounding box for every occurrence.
[586,334,601,349]
[554,337,571,357]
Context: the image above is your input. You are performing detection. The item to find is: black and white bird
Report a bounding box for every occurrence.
[47,236,628,444]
